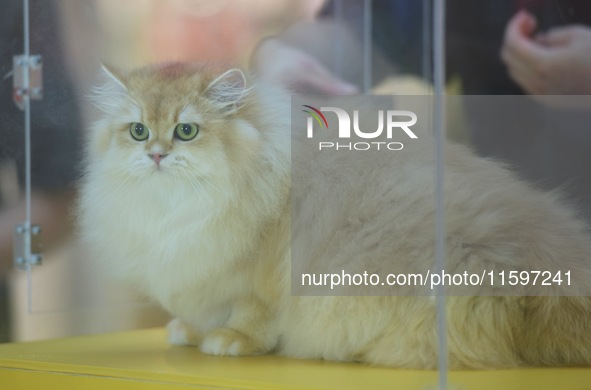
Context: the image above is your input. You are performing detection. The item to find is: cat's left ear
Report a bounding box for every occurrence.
[205,69,250,113]
[101,64,128,90]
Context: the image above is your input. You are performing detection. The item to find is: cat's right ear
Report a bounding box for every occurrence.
[91,64,130,115]
[101,64,128,90]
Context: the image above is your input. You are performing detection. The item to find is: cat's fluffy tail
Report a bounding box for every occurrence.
[518,296,591,366]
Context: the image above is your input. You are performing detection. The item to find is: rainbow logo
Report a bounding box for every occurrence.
[302,105,328,128]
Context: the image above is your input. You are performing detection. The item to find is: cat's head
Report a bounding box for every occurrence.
[88,63,265,186]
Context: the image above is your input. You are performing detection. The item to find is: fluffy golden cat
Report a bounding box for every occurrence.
[78,63,591,369]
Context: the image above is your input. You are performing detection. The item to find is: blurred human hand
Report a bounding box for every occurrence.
[501,10,591,107]
[251,38,358,95]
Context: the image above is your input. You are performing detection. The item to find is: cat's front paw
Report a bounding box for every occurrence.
[200,328,271,356]
[167,318,201,346]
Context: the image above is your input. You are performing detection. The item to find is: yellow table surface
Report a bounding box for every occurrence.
[0,328,590,390]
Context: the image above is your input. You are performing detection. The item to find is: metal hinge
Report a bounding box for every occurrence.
[13,224,42,269]
[12,54,43,110]
[11,53,44,269]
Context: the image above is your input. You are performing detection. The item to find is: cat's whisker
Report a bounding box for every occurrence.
[174,161,223,195]
[106,172,136,194]
[97,166,142,193]
[198,175,222,194]
[179,170,215,207]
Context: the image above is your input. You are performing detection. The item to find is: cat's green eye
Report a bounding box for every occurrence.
[174,123,199,141]
[130,122,149,141]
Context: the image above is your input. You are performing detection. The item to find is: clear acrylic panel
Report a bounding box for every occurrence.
[2,0,591,388]
[0,0,170,342]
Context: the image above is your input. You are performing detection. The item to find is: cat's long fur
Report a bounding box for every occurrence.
[78,63,591,369]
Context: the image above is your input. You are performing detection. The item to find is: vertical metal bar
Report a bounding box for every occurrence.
[332,0,343,79]
[23,0,33,312]
[433,0,448,389]
[23,0,31,226]
[422,0,433,88]
[362,0,372,93]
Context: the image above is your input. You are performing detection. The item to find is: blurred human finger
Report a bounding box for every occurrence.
[536,25,582,47]
[503,10,547,67]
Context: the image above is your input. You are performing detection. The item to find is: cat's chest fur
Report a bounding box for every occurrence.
[85,172,257,313]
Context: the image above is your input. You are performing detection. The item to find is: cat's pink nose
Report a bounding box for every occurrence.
[149,152,168,165]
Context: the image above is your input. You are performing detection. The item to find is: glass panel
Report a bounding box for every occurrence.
[444,0,591,384]
[4,0,370,341]
[0,0,167,342]
[5,0,590,388]
[3,0,439,383]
